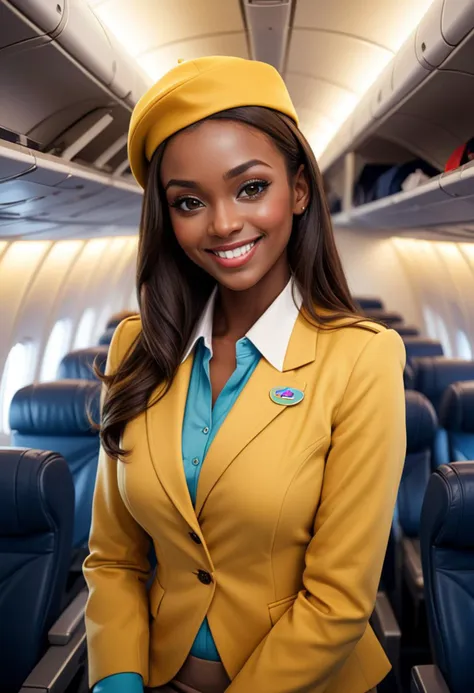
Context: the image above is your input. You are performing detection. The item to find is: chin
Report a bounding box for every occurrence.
[211,268,265,292]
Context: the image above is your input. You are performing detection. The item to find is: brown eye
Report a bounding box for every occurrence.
[239,180,269,199]
[172,197,204,212]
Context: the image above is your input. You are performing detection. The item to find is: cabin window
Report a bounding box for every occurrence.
[74,308,96,350]
[0,341,36,434]
[40,318,72,382]
[456,329,472,360]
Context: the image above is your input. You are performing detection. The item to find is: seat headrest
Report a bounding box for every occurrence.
[9,381,100,436]
[98,326,115,346]
[362,309,403,326]
[403,338,444,361]
[354,297,384,311]
[57,347,108,380]
[405,391,438,453]
[106,310,137,330]
[395,325,420,337]
[411,357,474,411]
[0,448,74,536]
[421,462,474,549]
[439,380,474,432]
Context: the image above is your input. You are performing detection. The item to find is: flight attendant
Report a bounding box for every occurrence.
[84,56,406,693]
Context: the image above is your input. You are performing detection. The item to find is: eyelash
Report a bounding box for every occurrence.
[170,179,271,213]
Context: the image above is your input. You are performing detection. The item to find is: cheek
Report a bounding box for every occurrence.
[170,215,204,253]
[252,187,293,235]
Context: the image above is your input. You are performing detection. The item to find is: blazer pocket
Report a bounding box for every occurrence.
[148,578,165,619]
[268,594,298,626]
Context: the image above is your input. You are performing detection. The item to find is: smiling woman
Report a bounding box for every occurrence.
[83,55,405,693]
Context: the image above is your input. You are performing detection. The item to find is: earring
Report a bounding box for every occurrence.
[301,206,306,212]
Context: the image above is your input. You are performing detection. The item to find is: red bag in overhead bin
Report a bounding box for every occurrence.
[445,137,474,171]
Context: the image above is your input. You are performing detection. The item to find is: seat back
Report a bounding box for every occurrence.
[57,346,108,380]
[403,338,444,366]
[0,448,74,693]
[439,381,474,463]
[98,326,115,345]
[362,309,404,326]
[411,357,474,414]
[10,381,100,549]
[395,325,420,337]
[106,310,137,330]
[354,296,384,311]
[421,462,474,693]
[398,391,437,537]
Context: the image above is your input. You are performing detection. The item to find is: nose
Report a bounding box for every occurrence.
[208,199,244,238]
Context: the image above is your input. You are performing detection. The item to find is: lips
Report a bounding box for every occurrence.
[206,236,263,269]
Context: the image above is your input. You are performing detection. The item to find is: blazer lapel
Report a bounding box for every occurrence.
[146,355,201,533]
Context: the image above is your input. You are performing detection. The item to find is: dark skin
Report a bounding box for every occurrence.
[161,120,310,404]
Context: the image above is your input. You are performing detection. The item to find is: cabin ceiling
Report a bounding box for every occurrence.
[88,0,436,157]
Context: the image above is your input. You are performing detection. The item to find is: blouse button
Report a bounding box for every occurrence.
[192,457,200,466]
[202,427,209,434]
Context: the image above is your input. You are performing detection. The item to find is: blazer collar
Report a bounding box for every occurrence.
[181,278,303,372]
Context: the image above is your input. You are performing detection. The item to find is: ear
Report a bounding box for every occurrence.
[292,164,310,215]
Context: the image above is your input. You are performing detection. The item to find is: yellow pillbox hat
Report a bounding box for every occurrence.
[128,55,299,189]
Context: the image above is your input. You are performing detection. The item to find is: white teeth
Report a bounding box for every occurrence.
[214,240,256,259]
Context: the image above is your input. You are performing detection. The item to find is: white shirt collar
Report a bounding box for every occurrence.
[181,279,302,372]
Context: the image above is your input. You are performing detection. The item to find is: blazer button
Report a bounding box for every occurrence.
[197,569,212,585]
[189,531,202,544]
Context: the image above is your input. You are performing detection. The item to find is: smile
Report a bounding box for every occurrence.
[206,237,263,269]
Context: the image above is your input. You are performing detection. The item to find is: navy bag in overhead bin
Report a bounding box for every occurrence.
[372,159,439,201]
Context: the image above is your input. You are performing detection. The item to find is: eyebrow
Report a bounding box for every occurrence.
[164,159,271,192]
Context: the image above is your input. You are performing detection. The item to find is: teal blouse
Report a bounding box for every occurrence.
[93,335,261,692]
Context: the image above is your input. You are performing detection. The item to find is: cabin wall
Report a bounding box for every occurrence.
[0,236,137,445]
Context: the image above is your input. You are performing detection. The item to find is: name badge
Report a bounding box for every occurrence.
[269,387,304,406]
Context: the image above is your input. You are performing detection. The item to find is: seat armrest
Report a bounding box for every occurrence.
[19,621,86,693]
[48,589,88,645]
[411,665,450,693]
[370,591,401,668]
[403,537,424,601]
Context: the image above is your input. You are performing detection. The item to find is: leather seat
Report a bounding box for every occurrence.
[0,448,74,693]
[410,358,474,467]
[354,296,384,311]
[9,381,101,552]
[403,337,444,366]
[98,325,115,346]
[106,310,137,329]
[393,392,437,613]
[362,309,404,326]
[439,381,474,463]
[395,325,420,337]
[57,346,108,380]
[413,462,474,693]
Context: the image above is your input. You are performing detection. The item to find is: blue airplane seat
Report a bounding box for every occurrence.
[57,346,108,380]
[389,392,438,615]
[412,462,474,693]
[0,448,74,693]
[354,296,384,311]
[98,325,115,345]
[439,380,474,463]
[362,309,404,327]
[410,358,474,468]
[395,325,420,337]
[106,310,137,330]
[9,380,101,552]
[403,337,444,367]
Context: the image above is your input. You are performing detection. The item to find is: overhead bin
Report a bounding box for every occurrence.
[320,0,474,175]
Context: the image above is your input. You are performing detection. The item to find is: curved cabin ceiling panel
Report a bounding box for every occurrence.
[294,0,435,53]
[140,34,248,81]
[89,0,245,78]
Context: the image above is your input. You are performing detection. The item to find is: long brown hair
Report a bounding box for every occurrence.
[99,106,373,459]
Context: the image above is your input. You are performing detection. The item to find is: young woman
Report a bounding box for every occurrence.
[84,56,406,693]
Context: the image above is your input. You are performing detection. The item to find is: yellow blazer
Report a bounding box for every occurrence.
[84,311,406,693]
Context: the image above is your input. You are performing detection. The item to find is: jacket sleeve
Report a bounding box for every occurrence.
[83,320,152,688]
[227,328,406,693]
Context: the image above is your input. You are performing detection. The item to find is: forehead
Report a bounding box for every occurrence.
[160,119,283,179]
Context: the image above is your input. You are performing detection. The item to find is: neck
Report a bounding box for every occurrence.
[213,257,291,341]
